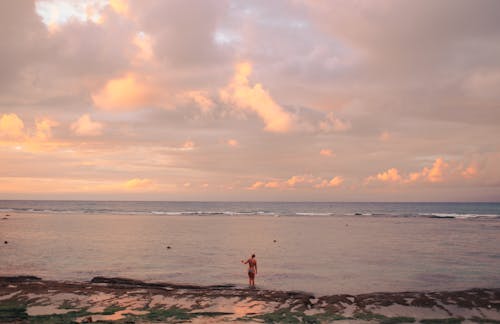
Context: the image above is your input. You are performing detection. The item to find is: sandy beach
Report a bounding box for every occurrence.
[1,275,499,323]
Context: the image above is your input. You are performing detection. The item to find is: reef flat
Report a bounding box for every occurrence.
[0,276,499,323]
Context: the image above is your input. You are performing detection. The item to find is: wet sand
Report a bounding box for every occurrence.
[1,276,499,323]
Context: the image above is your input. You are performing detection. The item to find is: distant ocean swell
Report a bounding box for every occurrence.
[1,207,499,219]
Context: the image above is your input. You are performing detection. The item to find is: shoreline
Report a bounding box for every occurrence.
[1,276,499,323]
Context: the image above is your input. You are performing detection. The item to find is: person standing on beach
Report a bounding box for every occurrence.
[241,254,257,287]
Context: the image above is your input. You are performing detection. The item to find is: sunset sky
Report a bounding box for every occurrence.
[1,0,499,201]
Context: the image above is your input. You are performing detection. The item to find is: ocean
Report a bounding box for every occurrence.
[1,201,499,295]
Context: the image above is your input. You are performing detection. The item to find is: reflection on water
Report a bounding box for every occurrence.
[1,212,499,295]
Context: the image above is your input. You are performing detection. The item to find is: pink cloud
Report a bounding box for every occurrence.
[426,158,448,183]
[132,32,154,63]
[319,112,351,132]
[124,178,155,190]
[366,158,465,185]
[405,158,449,183]
[366,168,402,184]
[92,73,163,111]
[220,62,294,133]
[33,117,59,141]
[70,114,103,136]
[461,165,478,178]
[264,181,281,188]
[320,148,334,157]
[109,0,129,17]
[227,139,239,147]
[379,131,391,141]
[182,140,195,150]
[182,90,215,113]
[0,113,25,140]
[0,114,65,152]
[315,176,344,188]
[248,181,265,190]
[249,174,344,190]
[286,175,316,187]
[328,176,344,187]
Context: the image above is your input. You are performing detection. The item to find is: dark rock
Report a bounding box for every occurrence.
[410,294,438,307]
[273,240,277,243]
[90,276,236,290]
[91,276,146,286]
[167,246,171,249]
[429,215,455,219]
[4,241,7,244]
[0,276,42,282]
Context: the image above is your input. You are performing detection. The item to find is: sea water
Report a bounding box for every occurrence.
[1,201,499,295]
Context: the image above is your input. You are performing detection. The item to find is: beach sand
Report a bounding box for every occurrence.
[1,276,499,323]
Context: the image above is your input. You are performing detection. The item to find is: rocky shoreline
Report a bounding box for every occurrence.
[0,276,499,323]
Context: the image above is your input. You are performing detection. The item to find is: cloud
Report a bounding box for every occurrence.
[249,174,344,190]
[92,73,162,111]
[319,112,351,132]
[248,181,265,190]
[1,1,499,201]
[320,148,334,157]
[181,90,215,112]
[123,178,155,190]
[0,176,164,195]
[376,168,402,183]
[220,62,294,133]
[0,114,59,143]
[461,165,478,178]
[328,176,344,187]
[286,174,316,187]
[182,140,195,150]
[132,32,154,63]
[315,176,344,188]
[0,113,25,140]
[109,0,129,17]
[34,117,59,141]
[366,158,461,185]
[425,158,448,183]
[129,0,227,66]
[406,158,449,183]
[70,114,103,136]
[264,181,281,188]
[379,131,391,141]
[0,114,66,152]
[227,139,239,147]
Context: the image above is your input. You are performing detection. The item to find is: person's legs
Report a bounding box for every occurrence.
[249,272,255,287]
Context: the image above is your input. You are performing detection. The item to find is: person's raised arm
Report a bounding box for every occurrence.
[241,259,248,264]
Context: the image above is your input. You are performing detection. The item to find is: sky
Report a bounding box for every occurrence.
[1,0,500,201]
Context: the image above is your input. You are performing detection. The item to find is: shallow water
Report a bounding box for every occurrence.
[1,208,499,295]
